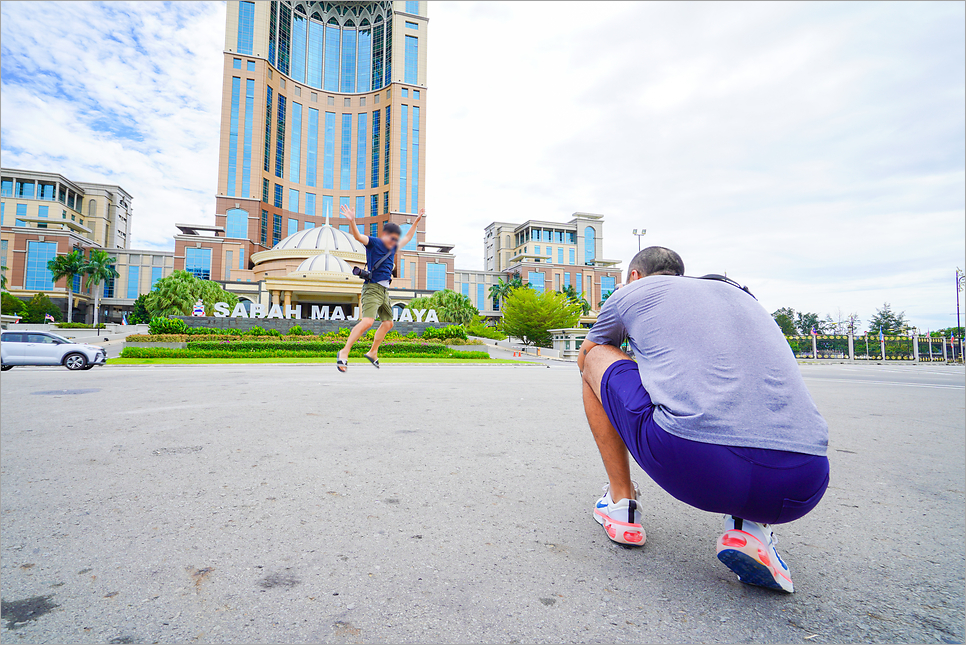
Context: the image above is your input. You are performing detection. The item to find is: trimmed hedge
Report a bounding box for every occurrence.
[422,325,468,341]
[185,340,449,355]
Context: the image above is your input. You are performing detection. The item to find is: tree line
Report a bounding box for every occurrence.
[769,302,947,336]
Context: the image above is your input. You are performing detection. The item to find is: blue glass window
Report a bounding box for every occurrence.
[370,109,381,188]
[15,203,27,226]
[73,274,81,292]
[323,112,335,189]
[383,191,389,214]
[399,105,408,212]
[355,196,365,223]
[225,251,232,281]
[406,21,418,29]
[406,1,419,14]
[226,208,248,238]
[356,113,367,190]
[357,28,372,93]
[341,27,356,92]
[339,196,350,220]
[372,22,384,89]
[275,95,287,178]
[38,205,48,218]
[291,11,306,83]
[569,248,575,265]
[103,276,115,298]
[400,223,418,251]
[414,90,420,100]
[384,105,390,185]
[340,113,352,190]
[534,245,540,255]
[306,107,319,187]
[288,217,298,236]
[601,276,616,298]
[289,101,302,183]
[461,282,469,297]
[239,248,245,269]
[477,283,485,309]
[242,79,255,196]
[339,225,349,233]
[264,86,273,172]
[227,77,241,196]
[185,248,212,280]
[558,248,563,264]
[25,241,57,290]
[404,35,418,85]
[274,184,283,208]
[261,210,269,244]
[269,0,277,65]
[307,20,323,87]
[426,263,446,291]
[324,24,340,91]
[401,88,408,98]
[370,222,377,236]
[151,267,163,289]
[564,272,571,289]
[399,257,405,278]
[237,2,254,54]
[277,3,291,74]
[0,179,12,196]
[288,188,299,213]
[322,195,333,222]
[233,58,241,69]
[273,214,282,245]
[306,192,316,216]
[304,221,315,229]
[127,266,140,299]
[370,195,378,218]
[576,273,583,296]
[247,60,255,72]
[584,226,596,263]
[411,106,419,212]
[39,183,55,200]
[528,271,545,293]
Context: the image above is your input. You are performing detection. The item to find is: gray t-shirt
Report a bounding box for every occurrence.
[586,276,828,456]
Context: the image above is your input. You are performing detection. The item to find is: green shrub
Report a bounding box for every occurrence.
[185,326,221,335]
[465,320,506,340]
[148,317,188,335]
[446,350,491,359]
[406,331,418,339]
[119,344,485,360]
[244,326,269,336]
[287,325,311,336]
[446,338,484,346]
[24,293,61,323]
[56,322,96,329]
[1,292,27,318]
[185,340,450,355]
[422,325,468,341]
[268,328,282,337]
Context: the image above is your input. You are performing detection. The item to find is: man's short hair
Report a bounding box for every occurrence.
[629,246,685,277]
[382,222,401,236]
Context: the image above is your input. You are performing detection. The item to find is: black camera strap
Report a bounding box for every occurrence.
[692,274,756,300]
[365,249,395,284]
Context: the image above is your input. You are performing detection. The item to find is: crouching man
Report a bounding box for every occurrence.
[577,246,829,593]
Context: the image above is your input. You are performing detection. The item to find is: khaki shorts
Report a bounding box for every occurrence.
[360,283,393,322]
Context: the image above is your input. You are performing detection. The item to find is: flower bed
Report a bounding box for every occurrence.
[120,346,490,360]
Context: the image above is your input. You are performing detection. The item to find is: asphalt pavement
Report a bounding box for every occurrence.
[1,362,963,644]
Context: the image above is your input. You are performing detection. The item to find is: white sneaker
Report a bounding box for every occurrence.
[716,515,794,593]
[593,483,645,546]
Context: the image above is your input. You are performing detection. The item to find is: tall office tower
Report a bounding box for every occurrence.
[214,1,428,258]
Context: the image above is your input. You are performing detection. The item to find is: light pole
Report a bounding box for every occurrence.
[957,268,964,336]
[632,229,647,253]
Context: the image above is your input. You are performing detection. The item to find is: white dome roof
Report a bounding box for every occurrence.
[273,225,365,254]
[294,253,354,274]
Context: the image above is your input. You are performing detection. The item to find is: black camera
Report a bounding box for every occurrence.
[352,266,371,281]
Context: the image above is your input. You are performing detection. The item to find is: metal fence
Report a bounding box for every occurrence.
[785,334,964,363]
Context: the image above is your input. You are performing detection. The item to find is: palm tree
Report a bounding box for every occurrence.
[559,285,591,316]
[47,250,87,323]
[488,278,513,309]
[83,249,119,327]
[0,265,8,292]
[598,290,614,309]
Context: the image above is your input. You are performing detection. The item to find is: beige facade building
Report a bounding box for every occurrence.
[0,168,173,323]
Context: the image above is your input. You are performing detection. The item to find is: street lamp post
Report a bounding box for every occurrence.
[956,268,965,362]
[632,229,647,253]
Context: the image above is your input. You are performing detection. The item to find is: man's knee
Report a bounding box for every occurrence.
[380,320,394,329]
[359,317,375,328]
[582,344,632,398]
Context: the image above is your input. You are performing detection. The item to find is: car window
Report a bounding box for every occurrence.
[48,333,72,343]
[26,334,57,344]
[1,333,24,343]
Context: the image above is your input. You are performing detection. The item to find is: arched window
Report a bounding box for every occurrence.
[88,200,97,217]
[584,227,596,264]
[505,236,510,247]
[226,208,248,239]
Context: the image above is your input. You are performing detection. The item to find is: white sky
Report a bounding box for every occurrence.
[2,1,964,331]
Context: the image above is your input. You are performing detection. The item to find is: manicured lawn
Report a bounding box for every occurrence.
[107,357,535,365]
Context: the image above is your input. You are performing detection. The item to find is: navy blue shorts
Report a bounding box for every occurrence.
[599,360,829,525]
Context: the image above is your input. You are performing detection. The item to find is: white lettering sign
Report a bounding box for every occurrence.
[209,303,438,322]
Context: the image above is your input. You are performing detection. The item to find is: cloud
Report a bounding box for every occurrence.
[2,1,963,330]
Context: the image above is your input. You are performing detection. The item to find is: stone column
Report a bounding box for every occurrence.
[848,333,855,361]
[811,334,817,359]
[271,290,280,306]
[912,333,919,364]
[284,291,292,309]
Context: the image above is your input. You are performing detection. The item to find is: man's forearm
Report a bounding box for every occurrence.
[400,216,422,248]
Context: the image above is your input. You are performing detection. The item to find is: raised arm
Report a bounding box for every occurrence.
[341,204,369,246]
[399,209,425,249]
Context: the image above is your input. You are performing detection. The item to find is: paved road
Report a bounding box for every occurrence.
[1,362,963,644]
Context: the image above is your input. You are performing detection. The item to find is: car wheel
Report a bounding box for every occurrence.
[63,353,88,371]
[1,365,11,371]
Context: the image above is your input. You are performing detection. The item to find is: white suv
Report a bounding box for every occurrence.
[0,331,107,371]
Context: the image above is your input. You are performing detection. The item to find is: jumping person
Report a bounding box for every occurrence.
[336,204,424,372]
[577,246,829,593]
